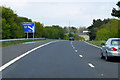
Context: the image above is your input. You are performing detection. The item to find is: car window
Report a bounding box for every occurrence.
[106,39,110,45]
[111,39,120,45]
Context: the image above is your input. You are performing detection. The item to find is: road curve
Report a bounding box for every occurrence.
[2,41,119,78]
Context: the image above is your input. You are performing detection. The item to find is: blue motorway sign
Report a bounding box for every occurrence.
[21,23,35,33]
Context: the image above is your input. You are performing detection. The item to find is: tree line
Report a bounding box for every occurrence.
[1,1,119,40]
[87,1,120,41]
[1,7,65,39]
[1,6,87,40]
[88,19,119,40]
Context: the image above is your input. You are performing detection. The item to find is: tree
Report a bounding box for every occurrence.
[1,6,65,39]
[87,19,110,40]
[96,19,119,40]
[34,22,45,38]
[111,1,120,18]
[44,25,65,39]
[1,7,35,39]
[111,1,120,38]
[2,19,11,38]
[0,7,2,38]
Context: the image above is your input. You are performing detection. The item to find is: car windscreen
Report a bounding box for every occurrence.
[111,39,120,45]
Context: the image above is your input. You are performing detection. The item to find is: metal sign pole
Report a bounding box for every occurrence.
[22,22,35,39]
[27,32,28,39]
[33,23,35,40]
[33,32,34,40]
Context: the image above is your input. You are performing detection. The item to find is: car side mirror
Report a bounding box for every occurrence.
[101,43,105,45]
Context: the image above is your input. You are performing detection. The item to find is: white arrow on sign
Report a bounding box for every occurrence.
[28,26,35,32]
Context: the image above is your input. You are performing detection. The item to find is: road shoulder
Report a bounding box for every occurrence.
[84,41,102,49]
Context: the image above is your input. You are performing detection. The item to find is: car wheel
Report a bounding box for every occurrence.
[100,52,104,59]
[105,53,110,61]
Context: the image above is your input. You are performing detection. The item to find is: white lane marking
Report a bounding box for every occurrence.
[71,45,73,47]
[71,41,73,45]
[71,41,76,50]
[71,41,74,48]
[88,63,95,68]
[0,41,57,71]
[84,41,102,49]
[72,45,75,48]
[75,50,78,52]
[101,74,104,76]
[71,44,75,49]
[79,55,83,58]
[72,46,75,49]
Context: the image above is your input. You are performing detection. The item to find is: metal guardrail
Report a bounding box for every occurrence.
[0,38,46,42]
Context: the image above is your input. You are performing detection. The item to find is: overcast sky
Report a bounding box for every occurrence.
[1,0,118,27]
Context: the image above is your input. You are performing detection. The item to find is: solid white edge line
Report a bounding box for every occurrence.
[79,55,83,58]
[84,41,102,49]
[88,63,95,68]
[0,41,57,71]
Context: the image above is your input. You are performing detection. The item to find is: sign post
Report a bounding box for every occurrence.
[27,32,28,39]
[21,22,35,39]
[33,32,34,40]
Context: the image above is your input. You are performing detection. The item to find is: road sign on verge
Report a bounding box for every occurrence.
[21,22,35,39]
[21,23,35,33]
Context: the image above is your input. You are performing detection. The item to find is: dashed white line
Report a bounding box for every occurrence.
[73,47,75,49]
[71,45,73,48]
[101,74,104,76]
[88,63,95,68]
[71,41,73,45]
[71,45,75,49]
[0,41,57,71]
[75,50,78,52]
[71,41,74,49]
[79,55,83,58]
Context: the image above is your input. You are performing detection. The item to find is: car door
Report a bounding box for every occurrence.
[102,39,110,56]
[105,40,110,52]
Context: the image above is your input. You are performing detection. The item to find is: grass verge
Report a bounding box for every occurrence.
[1,39,57,47]
[87,40,106,47]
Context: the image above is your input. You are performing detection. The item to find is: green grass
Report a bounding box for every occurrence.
[1,39,57,47]
[87,40,106,47]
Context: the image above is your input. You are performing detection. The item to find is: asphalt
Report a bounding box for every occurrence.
[2,40,52,65]
[2,41,119,78]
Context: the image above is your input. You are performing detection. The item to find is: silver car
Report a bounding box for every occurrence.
[101,38,120,61]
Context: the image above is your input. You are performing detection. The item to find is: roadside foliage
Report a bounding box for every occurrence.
[96,19,119,40]
[1,7,65,39]
[88,1,120,41]
[1,1,120,40]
